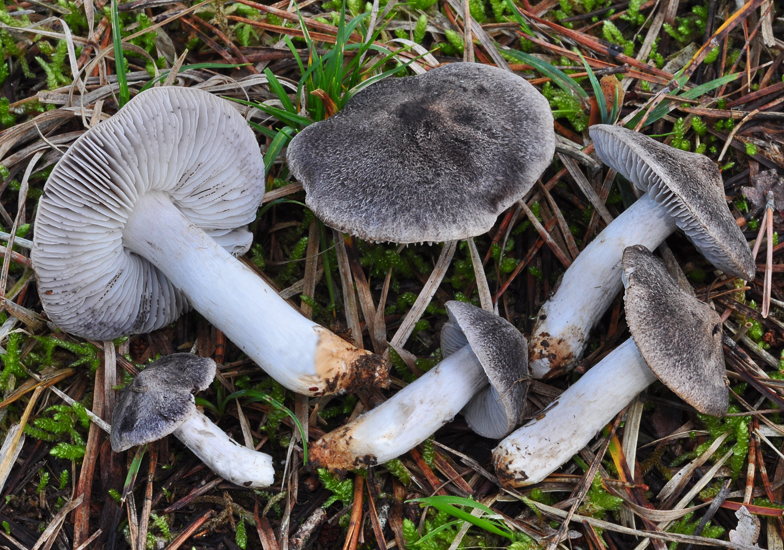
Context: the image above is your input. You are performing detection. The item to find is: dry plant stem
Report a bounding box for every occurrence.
[173,412,274,487]
[122,192,381,396]
[763,191,774,317]
[165,509,214,550]
[344,476,364,550]
[529,195,676,378]
[310,345,486,470]
[494,339,657,487]
[467,238,493,312]
[389,240,457,351]
[137,444,158,550]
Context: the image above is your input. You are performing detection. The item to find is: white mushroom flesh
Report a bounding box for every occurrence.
[174,411,274,487]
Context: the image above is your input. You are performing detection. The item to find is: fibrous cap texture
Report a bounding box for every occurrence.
[441,301,529,438]
[32,86,265,340]
[590,125,754,280]
[622,245,728,416]
[287,62,556,243]
[111,354,217,452]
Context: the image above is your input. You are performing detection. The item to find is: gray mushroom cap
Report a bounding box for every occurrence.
[441,301,529,438]
[622,245,728,416]
[111,354,217,452]
[32,86,264,340]
[589,125,754,280]
[287,62,555,243]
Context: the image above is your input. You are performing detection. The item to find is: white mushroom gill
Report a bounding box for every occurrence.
[32,87,385,397]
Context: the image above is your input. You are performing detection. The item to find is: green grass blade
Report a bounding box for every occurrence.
[502,0,535,34]
[284,36,306,77]
[411,521,461,546]
[500,48,589,101]
[121,444,147,503]
[248,121,280,140]
[408,496,515,540]
[227,389,309,464]
[264,68,297,114]
[110,0,130,108]
[228,97,311,127]
[627,71,741,127]
[580,53,607,124]
[264,127,295,175]
[258,198,307,219]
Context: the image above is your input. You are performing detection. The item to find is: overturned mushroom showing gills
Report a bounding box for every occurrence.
[112,354,274,487]
[529,124,754,378]
[309,301,528,471]
[287,62,555,243]
[32,86,386,396]
[493,245,728,487]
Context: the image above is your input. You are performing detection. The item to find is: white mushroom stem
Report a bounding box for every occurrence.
[174,411,274,487]
[122,192,382,396]
[529,194,677,378]
[310,345,487,470]
[493,339,657,487]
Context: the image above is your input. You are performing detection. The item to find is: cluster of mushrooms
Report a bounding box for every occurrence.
[31,62,755,491]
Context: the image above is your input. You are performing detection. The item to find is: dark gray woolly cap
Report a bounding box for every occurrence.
[111,354,217,452]
[622,245,728,416]
[590,125,754,280]
[440,301,528,438]
[287,62,555,243]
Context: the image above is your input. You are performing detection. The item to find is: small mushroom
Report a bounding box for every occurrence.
[529,124,753,378]
[309,301,528,471]
[111,353,274,487]
[287,62,555,244]
[32,86,386,397]
[493,245,728,488]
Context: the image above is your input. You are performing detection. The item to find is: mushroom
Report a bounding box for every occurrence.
[32,86,386,397]
[111,353,274,487]
[287,62,556,244]
[309,301,528,471]
[529,124,754,378]
[493,244,728,487]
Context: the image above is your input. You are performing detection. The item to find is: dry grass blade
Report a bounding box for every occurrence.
[633,449,734,550]
[466,238,493,312]
[558,154,614,226]
[0,424,24,494]
[388,240,457,351]
[537,180,580,261]
[519,199,571,268]
[529,497,761,550]
[30,495,83,550]
[333,230,363,348]
[342,475,364,550]
[0,387,42,494]
[657,432,730,505]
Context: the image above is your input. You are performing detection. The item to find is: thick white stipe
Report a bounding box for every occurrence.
[311,345,488,469]
[174,412,274,487]
[529,195,677,378]
[122,192,331,395]
[494,339,657,486]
